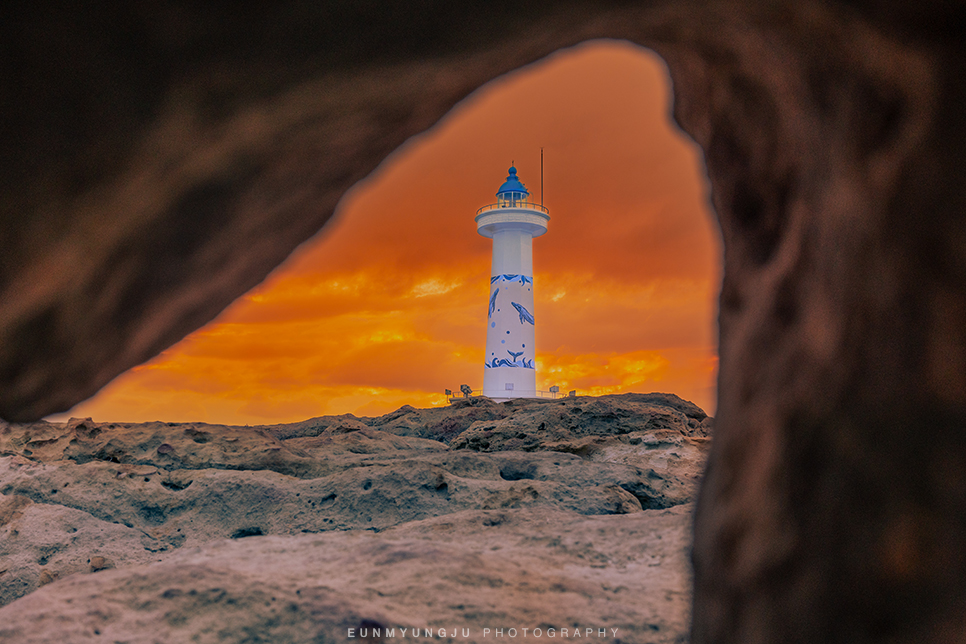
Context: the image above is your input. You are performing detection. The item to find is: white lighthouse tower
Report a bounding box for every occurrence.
[476,166,549,400]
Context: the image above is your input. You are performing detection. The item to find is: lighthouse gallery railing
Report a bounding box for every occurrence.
[476,202,550,216]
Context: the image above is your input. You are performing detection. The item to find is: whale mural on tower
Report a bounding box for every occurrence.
[485,349,534,370]
[511,301,534,325]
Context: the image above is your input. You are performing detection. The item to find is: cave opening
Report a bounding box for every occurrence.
[50,39,722,426]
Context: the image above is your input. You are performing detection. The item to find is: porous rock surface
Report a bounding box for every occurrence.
[0,393,708,642]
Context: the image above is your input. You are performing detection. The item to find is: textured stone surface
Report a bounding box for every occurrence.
[2,3,965,643]
[0,394,707,623]
[449,393,709,451]
[0,505,693,644]
[0,493,164,607]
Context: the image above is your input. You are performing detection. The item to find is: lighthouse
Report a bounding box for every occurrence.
[476,166,549,400]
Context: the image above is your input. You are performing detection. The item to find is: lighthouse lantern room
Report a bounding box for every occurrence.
[475,166,549,400]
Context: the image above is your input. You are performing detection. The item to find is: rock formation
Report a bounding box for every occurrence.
[0,393,707,642]
[2,2,964,642]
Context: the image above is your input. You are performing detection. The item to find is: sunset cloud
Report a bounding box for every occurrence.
[54,40,721,425]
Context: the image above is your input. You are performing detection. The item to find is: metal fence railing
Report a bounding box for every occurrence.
[446,388,574,402]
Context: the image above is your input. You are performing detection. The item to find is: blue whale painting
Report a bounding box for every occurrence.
[488,289,498,318]
[511,302,534,325]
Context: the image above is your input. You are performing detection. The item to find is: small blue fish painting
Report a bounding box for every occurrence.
[488,289,498,318]
[511,302,534,325]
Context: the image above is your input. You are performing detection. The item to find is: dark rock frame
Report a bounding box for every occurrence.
[2,2,964,642]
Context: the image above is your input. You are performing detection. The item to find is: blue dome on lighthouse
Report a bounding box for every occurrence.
[496,166,530,198]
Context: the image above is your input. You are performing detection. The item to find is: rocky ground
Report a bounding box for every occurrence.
[0,393,710,643]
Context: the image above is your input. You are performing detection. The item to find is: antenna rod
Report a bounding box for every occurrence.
[540,147,544,206]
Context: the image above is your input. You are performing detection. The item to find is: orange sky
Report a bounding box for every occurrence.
[52,40,722,425]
